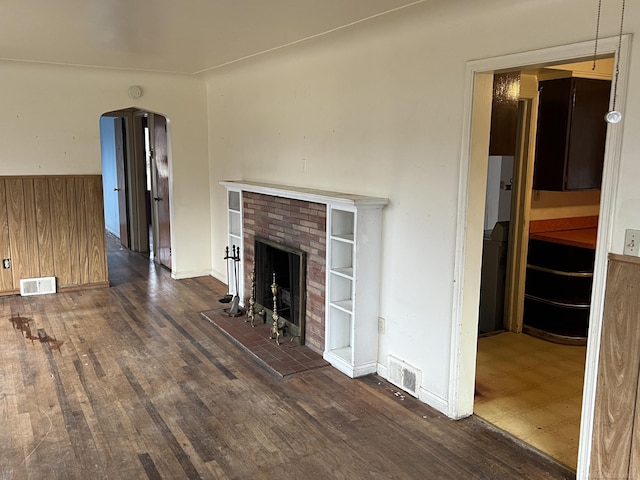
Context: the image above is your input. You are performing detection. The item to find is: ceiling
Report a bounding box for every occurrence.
[0,0,425,75]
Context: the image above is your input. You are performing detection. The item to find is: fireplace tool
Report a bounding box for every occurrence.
[219,246,233,303]
[228,245,242,317]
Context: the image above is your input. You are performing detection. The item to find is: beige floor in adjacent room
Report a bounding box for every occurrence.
[474,331,587,470]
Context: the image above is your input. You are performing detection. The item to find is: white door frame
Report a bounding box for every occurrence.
[449,35,631,478]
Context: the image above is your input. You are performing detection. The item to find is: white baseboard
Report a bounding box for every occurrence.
[418,387,448,415]
[376,362,449,416]
[171,269,214,280]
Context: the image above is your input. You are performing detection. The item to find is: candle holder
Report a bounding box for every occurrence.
[269,273,284,344]
[246,267,256,327]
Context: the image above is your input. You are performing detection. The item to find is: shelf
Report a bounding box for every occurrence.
[524,293,591,309]
[330,299,353,313]
[330,346,353,362]
[331,210,355,238]
[228,190,241,211]
[229,211,241,237]
[330,273,352,302]
[527,264,593,277]
[330,240,353,271]
[331,233,355,243]
[330,267,354,279]
[328,307,352,351]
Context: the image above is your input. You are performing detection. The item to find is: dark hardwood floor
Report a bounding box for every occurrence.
[0,236,575,479]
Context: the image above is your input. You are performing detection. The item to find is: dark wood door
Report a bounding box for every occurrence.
[154,115,171,270]
[114,118,130,247]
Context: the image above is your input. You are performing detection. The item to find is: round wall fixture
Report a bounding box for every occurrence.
[128,86,143,99]
[605,110,622,124]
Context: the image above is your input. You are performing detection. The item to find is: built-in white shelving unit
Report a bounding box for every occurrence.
[325,204,385,378]
[226,188,243,301]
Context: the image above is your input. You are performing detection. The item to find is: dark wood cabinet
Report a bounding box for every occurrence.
[533,77,611,191]
[523,238,595,344]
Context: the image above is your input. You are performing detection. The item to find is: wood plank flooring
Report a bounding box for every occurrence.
[0,236,575,479]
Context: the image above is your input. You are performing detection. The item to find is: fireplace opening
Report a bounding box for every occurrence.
[254,238,307,344]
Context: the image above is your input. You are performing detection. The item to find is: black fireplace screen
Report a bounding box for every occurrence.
[254,238,306,344]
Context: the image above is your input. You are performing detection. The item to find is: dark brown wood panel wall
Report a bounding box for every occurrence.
[22,178,40,278]
[34,177,55,278]
[0,179,12,291]
[67,178,81,286]
[76,177,90,284]
[85,176,109,284]
[0,175,108,295]
[632,403,640,478]
[6,178,31,286]
[49,177,72,286]
[591,253,640,478]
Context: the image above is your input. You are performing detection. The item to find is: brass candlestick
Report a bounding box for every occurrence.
[269,273,283,344]
[246,267,256,327]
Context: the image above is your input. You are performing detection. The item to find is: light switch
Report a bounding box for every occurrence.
[623,229,640,256]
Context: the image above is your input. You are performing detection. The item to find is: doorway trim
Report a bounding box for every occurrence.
[449,35,631,477]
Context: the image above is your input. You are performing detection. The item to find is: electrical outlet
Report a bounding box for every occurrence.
[624,229,640,256]
[378,317,385,335]
[2,259,10,269]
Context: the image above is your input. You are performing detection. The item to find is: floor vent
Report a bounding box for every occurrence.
[388,356,421,397]
[20,277,57,296]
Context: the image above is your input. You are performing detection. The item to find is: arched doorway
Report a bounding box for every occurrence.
[100,109,172,270]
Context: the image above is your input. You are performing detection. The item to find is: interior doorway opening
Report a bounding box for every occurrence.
[99,109,172,271]
[474,57,614,471]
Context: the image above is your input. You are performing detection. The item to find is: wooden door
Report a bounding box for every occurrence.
[153,115,171,270]
[114,118,130,247]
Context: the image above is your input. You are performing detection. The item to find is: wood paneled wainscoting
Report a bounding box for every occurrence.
[0,176,108,295]
[590,253,640,478]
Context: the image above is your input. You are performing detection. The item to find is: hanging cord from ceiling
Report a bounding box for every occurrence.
[611,0,625,113]
[592,0,602,70]
[592,0,626,123]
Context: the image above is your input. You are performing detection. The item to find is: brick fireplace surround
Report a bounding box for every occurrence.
[242,192,327,353]
[222,180,388,379]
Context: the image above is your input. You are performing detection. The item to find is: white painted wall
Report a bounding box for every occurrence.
[0,60,212,278]
[205,0,640,412]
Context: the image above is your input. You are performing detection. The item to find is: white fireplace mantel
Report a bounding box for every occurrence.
[221,179,389,379]
[220,180,389,209]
